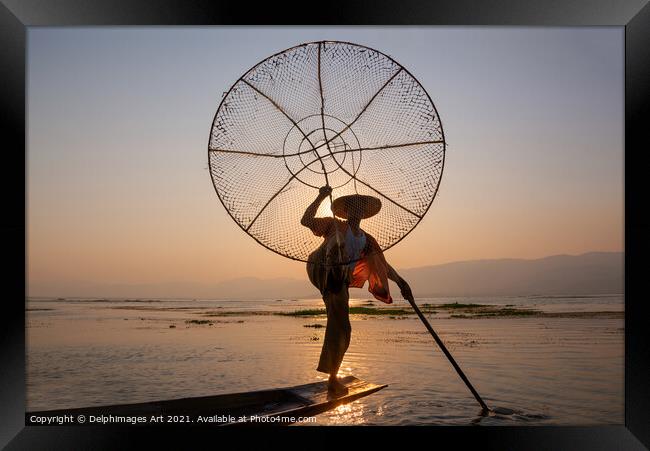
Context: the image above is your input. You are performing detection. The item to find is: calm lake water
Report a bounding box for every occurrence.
[26,294,623,426]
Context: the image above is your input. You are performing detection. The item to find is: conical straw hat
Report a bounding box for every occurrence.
[331,194,382,219]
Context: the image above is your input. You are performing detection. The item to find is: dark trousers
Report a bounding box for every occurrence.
[307,258,352,375]
[316,287,351,375]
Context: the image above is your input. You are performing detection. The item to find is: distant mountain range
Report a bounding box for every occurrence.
[30,252,623,300]
[399,251,623,297]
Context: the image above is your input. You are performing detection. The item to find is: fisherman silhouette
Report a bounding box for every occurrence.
[301,185,413,396]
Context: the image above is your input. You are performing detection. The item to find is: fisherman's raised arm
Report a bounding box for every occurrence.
[301,185,333,232]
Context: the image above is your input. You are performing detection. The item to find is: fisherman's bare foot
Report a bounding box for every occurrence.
[327,376,349,396]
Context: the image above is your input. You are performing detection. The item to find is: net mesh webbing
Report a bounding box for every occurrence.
[208,41,445,266]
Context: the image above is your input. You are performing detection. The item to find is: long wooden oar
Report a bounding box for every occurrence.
[406,297,490,414]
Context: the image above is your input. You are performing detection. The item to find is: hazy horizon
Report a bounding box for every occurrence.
[27,27,624,298]
[28,250,623,299]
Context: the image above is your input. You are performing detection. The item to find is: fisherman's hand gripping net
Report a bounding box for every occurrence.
[208,41,446,265]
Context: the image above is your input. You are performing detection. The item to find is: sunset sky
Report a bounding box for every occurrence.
[27,27,623,297]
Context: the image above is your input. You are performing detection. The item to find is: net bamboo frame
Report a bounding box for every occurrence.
[208,41,446,266]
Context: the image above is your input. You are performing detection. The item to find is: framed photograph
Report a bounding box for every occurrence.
[2,0,648,448]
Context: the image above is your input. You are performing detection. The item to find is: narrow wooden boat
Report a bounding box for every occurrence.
[27,376,387,425]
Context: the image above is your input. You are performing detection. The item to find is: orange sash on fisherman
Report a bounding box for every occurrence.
[349,234,393,304]
[309,217,393,304]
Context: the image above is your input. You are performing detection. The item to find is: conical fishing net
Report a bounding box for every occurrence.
[208,41,446,266]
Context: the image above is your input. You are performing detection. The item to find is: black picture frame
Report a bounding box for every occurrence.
[2,1,648,449]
